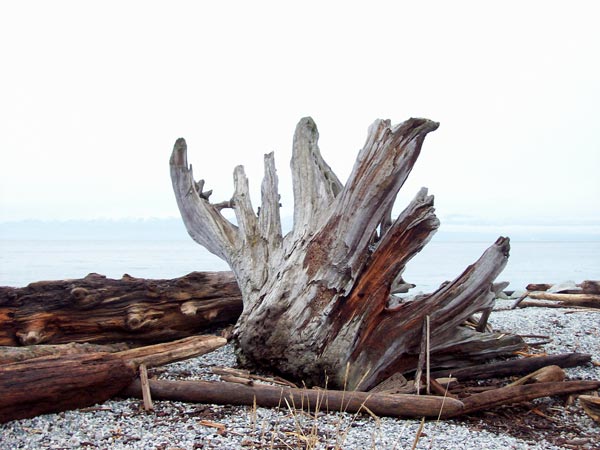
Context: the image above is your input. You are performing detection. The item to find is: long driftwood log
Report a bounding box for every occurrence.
[123,378,464,419]
[0,335,226,423]
[0,271,241,346]
[526,292,600,307]
[170,117,525,390]
[512,280,600,309]
[123,376,600,420]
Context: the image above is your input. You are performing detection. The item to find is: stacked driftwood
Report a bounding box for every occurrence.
[0,272,240,422]
[1,273,600,424]
[511,280,600,310]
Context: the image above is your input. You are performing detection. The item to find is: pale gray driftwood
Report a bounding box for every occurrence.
[170,117,523,390]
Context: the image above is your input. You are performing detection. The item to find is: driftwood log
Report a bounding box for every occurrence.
[122,376,600,420]
[123,378,464,419]
[0,335,226,423]
[512,281,600,309]
[0,271,241,346]
[526,281,600,294]
[170,117,525,390]
[526,292,600,307]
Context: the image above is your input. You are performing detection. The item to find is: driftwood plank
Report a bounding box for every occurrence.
[525,281,600,294]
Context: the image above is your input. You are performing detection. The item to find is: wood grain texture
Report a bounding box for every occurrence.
[170,117,524,390]
[0,352,135,423]
[0,335,226,423]
[0,271,242,346]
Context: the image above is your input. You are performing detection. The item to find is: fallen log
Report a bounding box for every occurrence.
[430,353,592,381]
[0,352,135,424]
[527,292,600,308]
[0,335,226,423]
[512,300,590,310]
[525,280,600,294]
[0,271,242,346]
[122,378,465,419]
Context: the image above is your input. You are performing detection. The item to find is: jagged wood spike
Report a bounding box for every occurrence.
[170,138,238,261]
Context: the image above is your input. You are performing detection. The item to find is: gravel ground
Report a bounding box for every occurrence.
[1,298,599,450]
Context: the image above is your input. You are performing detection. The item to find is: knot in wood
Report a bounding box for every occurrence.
[70,287,89,300]
[17,329,45,345]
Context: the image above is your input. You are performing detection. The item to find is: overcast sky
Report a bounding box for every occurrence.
[1,1,598,231]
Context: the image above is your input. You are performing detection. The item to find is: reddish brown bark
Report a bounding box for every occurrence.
[0,271,242,346]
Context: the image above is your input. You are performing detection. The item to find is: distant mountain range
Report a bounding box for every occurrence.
[0,217,598,242]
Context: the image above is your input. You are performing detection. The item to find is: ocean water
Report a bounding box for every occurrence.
[1,239,598,291]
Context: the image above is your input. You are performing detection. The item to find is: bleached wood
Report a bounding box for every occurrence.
[527,292,600,307]
[170,138,238,261]
[290,117,342,241]
[259,152,282,247]
[170,117,523,390]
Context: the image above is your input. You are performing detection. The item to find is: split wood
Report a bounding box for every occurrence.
[139,364,154,411]
[0,271,242,346]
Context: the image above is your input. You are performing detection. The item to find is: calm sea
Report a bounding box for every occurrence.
[1,239,598,292]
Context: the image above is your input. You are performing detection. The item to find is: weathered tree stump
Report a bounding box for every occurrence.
[170,117,525,390]
[0,271,241,346]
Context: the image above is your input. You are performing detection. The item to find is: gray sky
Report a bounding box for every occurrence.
[1,1,598,231]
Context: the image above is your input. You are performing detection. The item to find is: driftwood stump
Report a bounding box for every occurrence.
[170,117,524,390]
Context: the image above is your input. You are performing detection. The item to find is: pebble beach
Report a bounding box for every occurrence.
[1,298,599,450]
